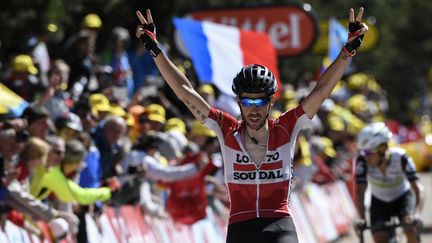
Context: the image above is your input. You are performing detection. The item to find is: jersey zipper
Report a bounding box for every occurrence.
[256,168,260,218]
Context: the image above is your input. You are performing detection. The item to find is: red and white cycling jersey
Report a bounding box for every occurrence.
[204,106,310,224]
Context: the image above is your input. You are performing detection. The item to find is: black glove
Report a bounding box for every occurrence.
[343,21,365,56]
[140,23,161,57]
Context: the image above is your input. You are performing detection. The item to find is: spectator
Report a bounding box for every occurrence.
[93,115,127,178]
[38,60,71,120]
[31,140,115,205]
[129,40,159,93]
[56,112,83,142]
[139,103,166,134]
[66,30,97,101]
[21,104,52,140]
[101,26,134,99]
[119,134,205,216]
[4,54,41,101]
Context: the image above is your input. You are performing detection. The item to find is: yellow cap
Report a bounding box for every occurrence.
[12,55,38,75]
[165,118,186,135]
[146,104,166,124]
[327,115,345,132]
[82,13,102,29]
[347,73,368,90]
[320,136,337,158]
[109,104,127,117]
[125,113,135,126]
[89,93,109,107]
[89,93,110,114]
[47,23,58,33]
[366,78,382,92]
[282,89,296,101]
[190,120,216,138]
[346,94,368,114]
[198,84,215,96]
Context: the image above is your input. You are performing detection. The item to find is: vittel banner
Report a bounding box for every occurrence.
[189,4,319,56]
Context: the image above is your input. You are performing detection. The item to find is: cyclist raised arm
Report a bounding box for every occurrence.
[302,7,368,118]
[135,10,210,123]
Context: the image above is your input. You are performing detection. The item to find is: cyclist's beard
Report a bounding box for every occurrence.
[239,105,270,131]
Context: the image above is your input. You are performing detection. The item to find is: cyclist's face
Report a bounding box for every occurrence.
[363,144,387,166]
[238,93,274,130]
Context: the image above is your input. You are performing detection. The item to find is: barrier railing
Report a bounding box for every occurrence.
[0,181,357,243]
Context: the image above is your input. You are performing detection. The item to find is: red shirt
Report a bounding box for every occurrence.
[165,153,218,224]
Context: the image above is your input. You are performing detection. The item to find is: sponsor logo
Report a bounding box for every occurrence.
[235,152,280,163]
[233,170,283,180]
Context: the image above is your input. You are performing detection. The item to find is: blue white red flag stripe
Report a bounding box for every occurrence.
[173,18,280,97]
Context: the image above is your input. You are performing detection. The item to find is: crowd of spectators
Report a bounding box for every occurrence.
[1,12,431,242]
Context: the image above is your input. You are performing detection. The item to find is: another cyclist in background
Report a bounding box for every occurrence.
[354,122,425,243]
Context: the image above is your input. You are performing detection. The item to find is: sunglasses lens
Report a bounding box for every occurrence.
[240,97,268,107]
[362,149,377,156]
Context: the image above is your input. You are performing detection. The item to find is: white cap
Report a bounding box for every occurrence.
[49,218,69,239]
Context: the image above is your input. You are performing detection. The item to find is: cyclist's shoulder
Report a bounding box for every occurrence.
[388,147,410,162]
[388,146,407,155]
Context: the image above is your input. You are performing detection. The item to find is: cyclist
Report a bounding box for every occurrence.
[355,122,424,243]
[135,7,367,243]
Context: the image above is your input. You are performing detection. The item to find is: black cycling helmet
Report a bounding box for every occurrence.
[232,64,277,96]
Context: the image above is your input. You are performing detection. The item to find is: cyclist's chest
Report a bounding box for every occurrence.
[367,162,403,182]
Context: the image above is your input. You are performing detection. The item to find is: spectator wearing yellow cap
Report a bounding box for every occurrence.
[188,120,220,155]
[81,13,102,55]
[346,94,371,121]
[138,104,166,134]
[164,118,188,158]
[197,84,216,106]
[4,55,41,101]
[292,135,315,189]
[82,13,102,31]
[310,136,338,184]
[89,93,111,120]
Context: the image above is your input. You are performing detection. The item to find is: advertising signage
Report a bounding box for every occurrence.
[189,5,319,57]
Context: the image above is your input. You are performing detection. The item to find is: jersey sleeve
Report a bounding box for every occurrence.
[277,105,308,128]
[203,108,239,139]
[274,105,312,141]
[401,153,419,181]
[355,156,368,184]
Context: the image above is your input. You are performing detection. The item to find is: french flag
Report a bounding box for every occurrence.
[173,18,280,97]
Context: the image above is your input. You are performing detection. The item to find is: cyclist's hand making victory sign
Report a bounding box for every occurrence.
[135,10,211,122]
[301,7,368,119]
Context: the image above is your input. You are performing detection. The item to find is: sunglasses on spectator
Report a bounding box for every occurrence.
[240,97,270,108]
